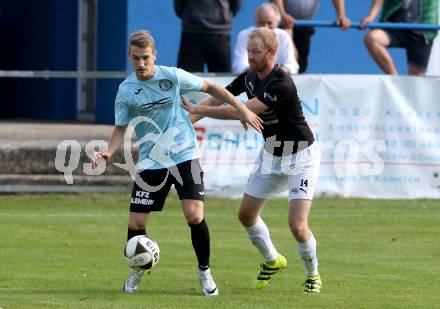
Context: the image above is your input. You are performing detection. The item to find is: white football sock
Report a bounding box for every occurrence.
[245,217,278,262]
[296,233,319,277]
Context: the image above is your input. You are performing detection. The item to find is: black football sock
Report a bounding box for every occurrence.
[188,218,210,270]
[127,227,146,241]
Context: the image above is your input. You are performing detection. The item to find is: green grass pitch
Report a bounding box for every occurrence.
[0,193,439,308]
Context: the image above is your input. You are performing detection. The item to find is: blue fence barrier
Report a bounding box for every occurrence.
[295,20,440,31]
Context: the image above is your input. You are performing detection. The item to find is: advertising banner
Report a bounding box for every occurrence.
[188,75,440,199]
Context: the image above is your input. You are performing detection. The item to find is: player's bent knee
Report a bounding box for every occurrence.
[181,200,204,224]
[186,214,203,225]
[237,212,247,225]
[183,209,204,225]
[237,210,257,227]
[183,206,203,224]
[289,223,309,240]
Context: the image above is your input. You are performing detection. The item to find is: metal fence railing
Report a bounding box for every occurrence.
[294,20,440,31]
[0,70,128,79]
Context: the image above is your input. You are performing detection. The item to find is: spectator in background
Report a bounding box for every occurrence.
[271,0,350,73]
[174,0,242,73]
[233,3,299,75]
[361,0,439,75]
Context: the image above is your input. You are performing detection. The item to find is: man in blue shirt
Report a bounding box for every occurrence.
[92,30,262,296]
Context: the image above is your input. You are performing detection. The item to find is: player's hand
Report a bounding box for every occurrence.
[239,118,248,131]
[181,96,200,114]
[336,15,351,31]
[239,107,263,133]
[91,151,110,169]
[360,15,374,29]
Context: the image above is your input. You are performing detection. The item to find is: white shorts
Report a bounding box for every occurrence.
[245,142,320,201]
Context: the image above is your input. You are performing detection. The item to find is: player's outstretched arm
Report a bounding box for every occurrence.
[182,96,239,120]
[91,125,127,169]
[200,80,263,132]
[182,97,268,128]
[186,96,223,124]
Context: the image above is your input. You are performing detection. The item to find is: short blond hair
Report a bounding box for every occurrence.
[129,30,155,50]
[248,27,279,51]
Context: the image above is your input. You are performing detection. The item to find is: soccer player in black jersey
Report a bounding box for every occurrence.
[183,27,322,293]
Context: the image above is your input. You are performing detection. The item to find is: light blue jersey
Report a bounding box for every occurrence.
[115,65,203,169]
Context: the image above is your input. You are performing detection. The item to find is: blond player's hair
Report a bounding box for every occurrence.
[129,30,156,50]
[248,27,279,51]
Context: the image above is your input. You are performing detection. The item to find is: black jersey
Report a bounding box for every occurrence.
[226,65,314,156]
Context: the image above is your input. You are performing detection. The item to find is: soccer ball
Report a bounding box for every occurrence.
[124,235,160,270]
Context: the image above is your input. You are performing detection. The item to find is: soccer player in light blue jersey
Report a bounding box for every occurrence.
[91,30,263,296]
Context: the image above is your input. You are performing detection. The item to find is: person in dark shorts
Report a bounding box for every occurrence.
[362,0,439,75]
[91,30,262,296]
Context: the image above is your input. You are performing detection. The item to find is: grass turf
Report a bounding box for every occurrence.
[0,193,439,308]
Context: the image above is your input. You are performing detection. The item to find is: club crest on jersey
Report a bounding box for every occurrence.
[159,79,173,91]
[263,92,277,101]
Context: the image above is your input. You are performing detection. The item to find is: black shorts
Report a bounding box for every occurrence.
[129,159,205,213]
[385,30,433,70]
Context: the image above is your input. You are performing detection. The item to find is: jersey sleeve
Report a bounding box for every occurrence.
[257,77,293,109]
[176,68,204,94]
[225,72,247,96]
[114,88,132,126]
